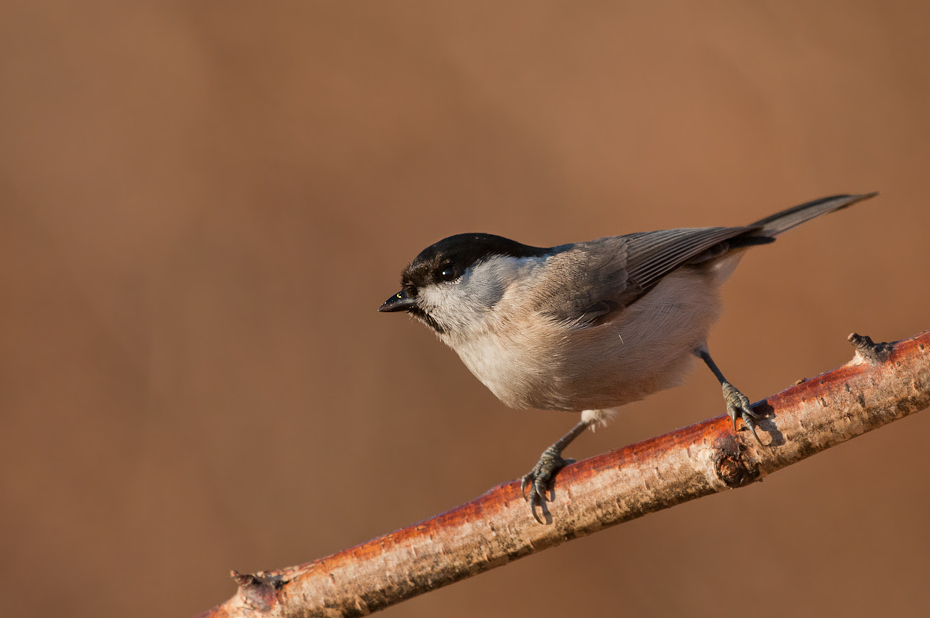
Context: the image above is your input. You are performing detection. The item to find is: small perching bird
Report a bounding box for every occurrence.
[379,193,878,519]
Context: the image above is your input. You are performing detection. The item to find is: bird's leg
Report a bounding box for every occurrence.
[521,418,592,521]
[693,345,763,444]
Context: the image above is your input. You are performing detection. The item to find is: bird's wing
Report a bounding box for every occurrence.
[533,226,759,324]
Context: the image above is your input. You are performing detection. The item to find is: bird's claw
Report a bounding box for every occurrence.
[521,450,574,522]
[722,382,763,444]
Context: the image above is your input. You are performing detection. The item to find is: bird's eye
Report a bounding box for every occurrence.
[439,264,458,281]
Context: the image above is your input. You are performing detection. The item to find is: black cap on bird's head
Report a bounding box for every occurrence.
[378,233,549,330]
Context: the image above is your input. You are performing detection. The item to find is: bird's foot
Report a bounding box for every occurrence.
[722,381,763,444]
[521,446,575,523]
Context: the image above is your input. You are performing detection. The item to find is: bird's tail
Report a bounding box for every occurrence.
[748,192,878,238]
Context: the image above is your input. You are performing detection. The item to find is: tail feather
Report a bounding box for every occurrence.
[749,192,878,238]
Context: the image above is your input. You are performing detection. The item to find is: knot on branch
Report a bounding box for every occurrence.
[713,438,760,488]
[848,332,892,364]
[230,570,282,612]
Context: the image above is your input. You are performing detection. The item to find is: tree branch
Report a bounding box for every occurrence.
[199,331,930,618]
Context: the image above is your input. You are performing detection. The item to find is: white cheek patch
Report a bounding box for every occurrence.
[418,255,535,334]
[464,256,528,304]
[418,283,460,315]
[418,281,486,333]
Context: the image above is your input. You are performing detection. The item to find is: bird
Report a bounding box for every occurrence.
[379,193,877,518]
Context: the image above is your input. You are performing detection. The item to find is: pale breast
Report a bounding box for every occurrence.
[446,268,723,412]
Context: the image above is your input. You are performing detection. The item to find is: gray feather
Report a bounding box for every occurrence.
[532,193,877,324]
[536,226,755,323]
[747,193,877,237]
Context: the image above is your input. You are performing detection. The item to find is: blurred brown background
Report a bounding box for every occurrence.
[2,2,929,617]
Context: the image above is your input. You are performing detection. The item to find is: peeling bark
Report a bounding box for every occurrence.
[199,331,930,618]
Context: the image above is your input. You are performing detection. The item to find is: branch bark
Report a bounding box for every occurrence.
[199,331,930,618]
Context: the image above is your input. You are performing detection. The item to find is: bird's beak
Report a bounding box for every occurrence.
[378,289,417,313]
